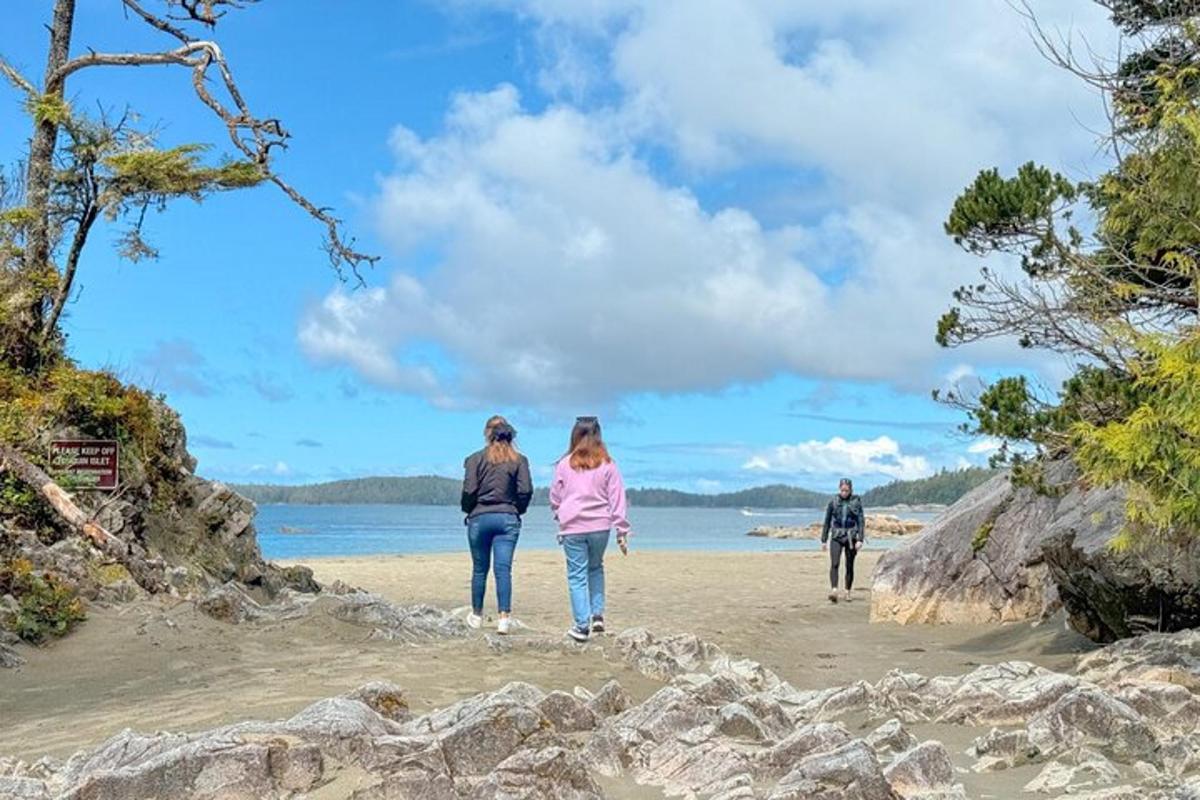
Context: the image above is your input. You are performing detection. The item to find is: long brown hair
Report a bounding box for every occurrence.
[567,417,612,471]
[484,415,519,464]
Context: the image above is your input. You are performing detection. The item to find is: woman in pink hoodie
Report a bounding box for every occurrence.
[549,416,631,642]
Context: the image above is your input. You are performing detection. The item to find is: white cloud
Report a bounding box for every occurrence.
[247,461,292,477]
[300,1,1117,409]
[742,435,931,481]
[968,437,1004,455]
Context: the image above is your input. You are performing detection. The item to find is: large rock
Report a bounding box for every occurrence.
[883,741,962,798]
[871,461,1126,626]
[1076,630,1200,691]
[1025,687,1160,763]
[871,458,1200,642]
[767,740,899,800]
[1043,530,1200,643]
[470,745,603,799]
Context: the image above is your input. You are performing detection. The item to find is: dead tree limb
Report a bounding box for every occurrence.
[0,442,124,553]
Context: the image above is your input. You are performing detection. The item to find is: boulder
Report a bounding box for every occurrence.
[1043,531,1200,643]
[1022,755,1121,794]
[615,627,725,679]
[767,740,899,800]
[583,679,633,718]
[871,461,1125,626]
[536,691,598,733]
[54,731,323,800]
[325,593,467,642]
[969,728,1040,772]
[866,719,919,757]
[470,745,603,799]
[1076,630,1200,691]
[1025,687,1160,763]
[871,458,1200,642]
[883,741,962,798]
[342,682,411,723]
[873,661,1079,726]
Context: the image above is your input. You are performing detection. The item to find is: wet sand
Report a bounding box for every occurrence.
[0,550,1095,768]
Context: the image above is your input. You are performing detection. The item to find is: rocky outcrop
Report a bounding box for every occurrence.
[748,515,924,540]
[1043,530,1200,643]
[5,625,1200,798]
[870,457,1200,642]
[870,460,1126,626]
[1,397,319,657]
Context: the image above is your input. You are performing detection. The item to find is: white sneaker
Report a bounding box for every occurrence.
[497,616,512,635]
[842,590,853,603]
[827,590,839,604]
[466,612,482,629]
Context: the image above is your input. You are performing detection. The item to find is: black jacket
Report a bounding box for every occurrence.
[461,450,533,518]
[821,494,865,544]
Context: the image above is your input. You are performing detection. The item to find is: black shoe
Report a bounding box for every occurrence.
[567,625,590,643]
[591,616,605,634]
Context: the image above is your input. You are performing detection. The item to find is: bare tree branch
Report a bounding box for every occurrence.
[120,0,194,43]
[0,56,37,96]
[51,42,212,84]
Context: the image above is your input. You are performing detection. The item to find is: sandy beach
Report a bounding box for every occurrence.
[0,549,1096,768]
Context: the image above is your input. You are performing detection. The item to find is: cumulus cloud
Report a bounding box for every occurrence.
[743,435,931,481]
[300,1,1116,410]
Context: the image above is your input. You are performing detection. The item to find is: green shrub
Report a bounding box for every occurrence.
[972,521,994,553]
[0,558,86,643]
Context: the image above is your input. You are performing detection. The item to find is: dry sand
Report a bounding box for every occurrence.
[0,550,1096,773]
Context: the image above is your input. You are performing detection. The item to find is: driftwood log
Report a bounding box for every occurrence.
[0,442,164,591]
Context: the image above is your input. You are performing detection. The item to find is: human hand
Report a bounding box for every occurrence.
[617,535,629,555]
[854,541,863,551]
[821,543,827,552]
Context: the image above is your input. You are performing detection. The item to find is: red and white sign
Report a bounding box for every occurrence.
[50,440,119,490]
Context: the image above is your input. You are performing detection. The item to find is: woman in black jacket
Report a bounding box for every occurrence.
[461,415,533,634]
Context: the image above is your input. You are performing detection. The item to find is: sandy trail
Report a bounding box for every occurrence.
[0,550,1094,771]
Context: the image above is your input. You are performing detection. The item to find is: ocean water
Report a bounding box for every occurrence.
[254,505,940,560]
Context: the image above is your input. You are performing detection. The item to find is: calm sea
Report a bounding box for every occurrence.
[254,505,939,560]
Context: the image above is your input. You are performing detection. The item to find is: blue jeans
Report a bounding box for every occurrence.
[467,513,520,614]
[560,530,609,630]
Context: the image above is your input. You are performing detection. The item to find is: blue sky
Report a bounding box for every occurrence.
[0,1,1114,491]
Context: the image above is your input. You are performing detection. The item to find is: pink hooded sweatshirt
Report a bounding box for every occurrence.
[549,458,632,537]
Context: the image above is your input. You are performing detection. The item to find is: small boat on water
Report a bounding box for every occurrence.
[278,525,315,535]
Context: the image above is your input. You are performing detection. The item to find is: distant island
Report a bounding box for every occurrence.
[230,467,997,509]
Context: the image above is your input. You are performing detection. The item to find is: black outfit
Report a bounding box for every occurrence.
[461,450,533,518]
[821,493,865,590]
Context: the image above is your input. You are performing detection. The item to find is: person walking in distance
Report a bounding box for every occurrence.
[461,416,533,634]
[549,416,631,642]
[821,478,864,603]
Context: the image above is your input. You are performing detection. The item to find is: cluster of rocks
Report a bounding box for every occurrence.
[870,460,1200,640]
[1,398,321,662]
[747,515,925,541]
[6,623,1198,799]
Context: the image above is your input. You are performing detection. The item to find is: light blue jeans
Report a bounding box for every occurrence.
[467,513,520,614]
[560,530,609,630]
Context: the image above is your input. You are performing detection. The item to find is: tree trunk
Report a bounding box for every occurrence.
[19,0,76,371]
